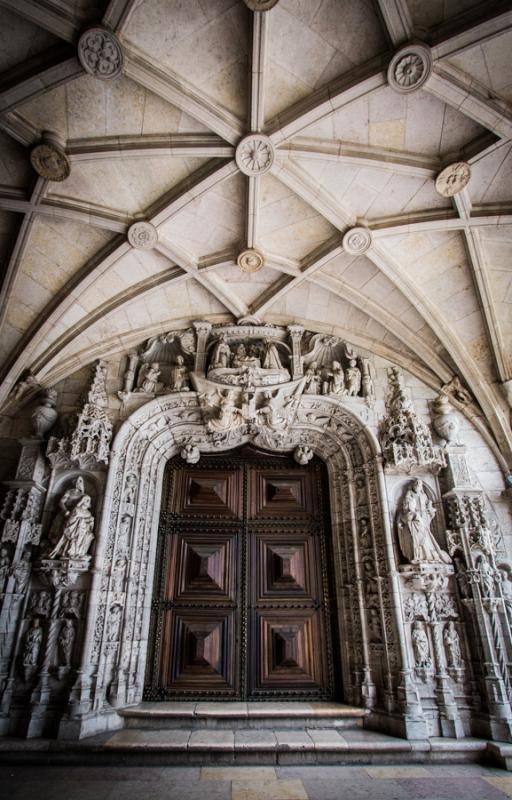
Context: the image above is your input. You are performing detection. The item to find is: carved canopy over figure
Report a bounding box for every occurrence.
[49,495,95,559]
[397,479,451,565]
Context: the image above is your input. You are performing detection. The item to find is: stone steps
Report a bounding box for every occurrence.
[120,702,367,731]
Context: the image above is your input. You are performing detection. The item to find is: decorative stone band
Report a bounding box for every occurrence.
[78,26,124,80]
[236,133,275,175]
[127,221,158,250]
[435,162,471,197]
[243,0,280,9]
[342,226,372,255]
[388,44,433,94]
[237,248,265,272]
[30,131,70,182]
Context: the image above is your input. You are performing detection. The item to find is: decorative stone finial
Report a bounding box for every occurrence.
[388,44,432,94]
[127,221,158,250]
[78,26,123,79]
[237,248,264,272]
[30,131,70,182]
[435,162,471,197]
[342,227,372,255]
[236,134,275,175]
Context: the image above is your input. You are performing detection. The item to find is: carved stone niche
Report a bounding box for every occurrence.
[119,328,196,402]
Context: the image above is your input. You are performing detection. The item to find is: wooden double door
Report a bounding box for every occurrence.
[144,446,339,701]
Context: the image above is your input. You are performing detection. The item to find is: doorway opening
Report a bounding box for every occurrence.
[144,445,341,701]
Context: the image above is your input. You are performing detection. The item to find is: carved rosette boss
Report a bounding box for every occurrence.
[342,227,372,256]
[127,221,158,250]
[78,27,123,79]
[30,132,70,182]
[435,162,471,198]
[388,44,433,94]
[236,134,275,175]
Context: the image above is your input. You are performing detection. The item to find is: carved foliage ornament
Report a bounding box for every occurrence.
[435,162,471,197]
[342,227,372,256]
[127,221,158,250]
[78,27,123,79]
[236,134,275,175]
[388,44,433,94]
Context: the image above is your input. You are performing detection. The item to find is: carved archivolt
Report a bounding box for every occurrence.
[77,390,408,720]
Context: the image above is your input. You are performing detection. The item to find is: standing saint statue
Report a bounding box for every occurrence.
[210,334,231,369]
[262,338,283,370]
[48,477,87,549]
[443,621,462,668]
[58,619,76,667]
[49,495,95,559]
[412,621,432,669]
[169,355,190,391]
[397,479,451,564]
[22,618,43,667]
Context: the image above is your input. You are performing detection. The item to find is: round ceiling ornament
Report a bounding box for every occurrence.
[388,44,433,94]
[78,26,123,79]
[127,221,158,250]
[435,162,471,197]
[30,131,70,182]
[342,227,372,256]
[235,134,275,176]
[237,248,265,273]
[243,1,280,10]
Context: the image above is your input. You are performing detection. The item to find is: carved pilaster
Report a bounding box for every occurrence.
[287,324,304,379]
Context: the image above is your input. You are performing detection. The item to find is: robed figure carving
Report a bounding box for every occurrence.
[398,479,451,565]
[49,495,95,559]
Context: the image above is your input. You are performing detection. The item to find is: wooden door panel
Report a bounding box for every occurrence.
[146,449,337,701]
[249,469,317,519]
[160,608,237,693]
[172,468,243,518]
[252,532,318,601]
[167,531,238,603]
[253,609,326,693]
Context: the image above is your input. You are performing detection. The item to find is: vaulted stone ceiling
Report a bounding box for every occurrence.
[0,0,511,462]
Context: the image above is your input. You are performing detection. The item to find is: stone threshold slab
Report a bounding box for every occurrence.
[120,702,368,720]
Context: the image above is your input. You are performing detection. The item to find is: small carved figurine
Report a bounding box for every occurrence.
[0,546,10,592]
[11,549,31,593]
[58,619,75,667]
[412,621,432,669]
[169,355,190,391]
[211,334,231,369]
[136,362,161,393]
[345,359,361,396]
[22,618,43,667]
[443,621,462,669]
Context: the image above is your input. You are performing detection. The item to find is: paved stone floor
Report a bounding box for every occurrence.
[2,763,512,800]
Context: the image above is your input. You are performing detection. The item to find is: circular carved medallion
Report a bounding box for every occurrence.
[388,44,432,94]
[243,0,280,9]
[127,221,158,250]
[435,162,471,197]
[237,248,265,273]
[78,26,123,79]
[342,227,372,255]
[30,133,70,181]
[235,134,275,176]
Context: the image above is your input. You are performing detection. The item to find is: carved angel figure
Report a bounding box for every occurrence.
[397,480,451,565]
[22,618,43,667]
[412,621,432,669]
[206,389,243,432]
[443,621,462,668]
[49,496,95,559]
